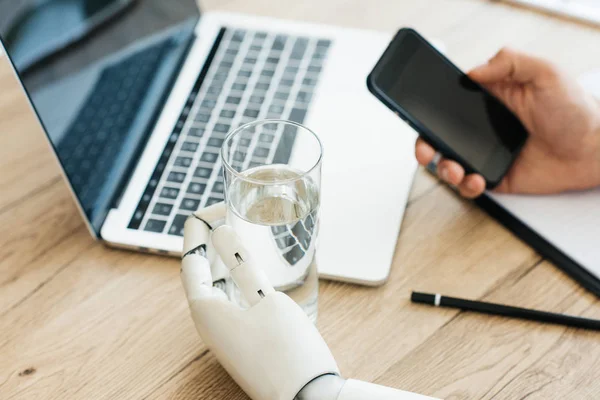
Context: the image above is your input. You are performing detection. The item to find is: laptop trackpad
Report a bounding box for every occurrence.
[307,92,418,284]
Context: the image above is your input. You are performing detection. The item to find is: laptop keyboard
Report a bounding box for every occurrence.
[128,28,331,236]
[57,39,173,210]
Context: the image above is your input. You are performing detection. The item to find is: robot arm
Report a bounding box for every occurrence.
[181,204,440,400]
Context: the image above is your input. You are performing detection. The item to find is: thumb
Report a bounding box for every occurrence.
[468,47,551,85]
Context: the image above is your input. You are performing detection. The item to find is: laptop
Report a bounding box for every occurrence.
[0,0,418,285]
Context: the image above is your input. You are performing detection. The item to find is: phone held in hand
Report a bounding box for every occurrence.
[367,28,528,189]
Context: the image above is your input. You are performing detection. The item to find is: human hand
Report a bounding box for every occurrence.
[415,48,600,198]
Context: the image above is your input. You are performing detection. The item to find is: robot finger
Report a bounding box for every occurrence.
[183,216,211,256]
[192,201,226,226]
[182,215,228,302]
[211,225,274,306]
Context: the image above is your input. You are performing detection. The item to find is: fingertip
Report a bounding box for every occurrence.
[415,138,435,165]
[437,160,465,186]
[467,64,487,80]
[459,174,486,198]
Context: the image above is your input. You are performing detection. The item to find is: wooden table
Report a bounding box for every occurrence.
[2,1,600,399]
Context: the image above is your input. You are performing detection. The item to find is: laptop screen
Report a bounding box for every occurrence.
[0,0,200,233]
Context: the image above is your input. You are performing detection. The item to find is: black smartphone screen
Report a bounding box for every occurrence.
[369,29,528,186]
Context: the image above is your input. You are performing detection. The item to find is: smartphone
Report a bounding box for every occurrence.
[367,28,528,188]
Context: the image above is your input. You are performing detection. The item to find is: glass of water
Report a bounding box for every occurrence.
[221,120,322,322]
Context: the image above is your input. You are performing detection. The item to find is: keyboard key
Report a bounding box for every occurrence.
[273,126,297,164]
[208,138,224,148]
[244,109,260,118]
[303,77,318,87]
[207,85,222,95]
[283,244,304,265]
[259,133,274,143]
[153,203,173,216]
[201,152,219,163]
[206,197,222,206]
[220,109,235,119]
[187,182,206,195]
[145,219,166,233]
[295,37,309,48]
[280,78,294,87]
[160,187,179,199]
[269,104,285,114]
[284,66,298,75]
[289,108,307,123]
[238,70,252,78]
[232,82,247,91]
[181,141,198,152]
[266,56,280,64]
[290,48,305,59]
[249,95,265,104]
[180,198,200,211]
[274,92,289,101]
[174,157,192,167]
[214,123,230,133]
[231,30,245,42]
[307,65,321,73]
[194,167,212,179]
[201,99,216,108]
[312,52,326,60]
[210,131,228,139]
[132,209,144,224]
[233,152,246,162]
[212,181,225,194]
[254,32,267,40]
[271,225,288,235]
[169,214,188,236]
[195,113,211,123]
[255,82,270,90]
[167,172,186,183]
[188,128,204,138]
[297,91,312,103]
[275,234,297,249]
[212,72,227,82]
[254,147,270,158]
[226,96,241,104]
[260,70,274,77]
[272,35,286,50]
[314,48,329,59]
[244,57,257,64]
[292,221,311,249]
[239,138,251,147]
[317,39,331,48]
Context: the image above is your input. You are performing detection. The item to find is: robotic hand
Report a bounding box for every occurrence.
[181,204,439,400]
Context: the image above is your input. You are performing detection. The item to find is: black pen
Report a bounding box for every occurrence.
[411,291,600,331]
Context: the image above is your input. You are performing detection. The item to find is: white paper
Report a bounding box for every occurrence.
[487,70,600,276]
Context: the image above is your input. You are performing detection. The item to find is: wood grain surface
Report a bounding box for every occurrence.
[1,0,600,399]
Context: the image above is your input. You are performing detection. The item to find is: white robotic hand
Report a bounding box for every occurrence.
[181,205,440,400]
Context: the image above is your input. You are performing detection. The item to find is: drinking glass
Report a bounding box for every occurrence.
[221,120,322,322]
